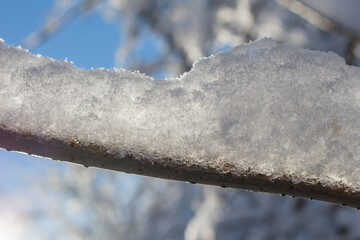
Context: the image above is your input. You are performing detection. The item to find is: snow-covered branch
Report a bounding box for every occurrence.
[1,38,360,207]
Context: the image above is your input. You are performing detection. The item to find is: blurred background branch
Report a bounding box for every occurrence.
[3,0,360,239]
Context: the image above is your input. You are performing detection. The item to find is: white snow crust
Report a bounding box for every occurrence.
[0,38,359,191]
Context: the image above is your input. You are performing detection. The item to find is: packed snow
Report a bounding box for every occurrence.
[0,38,359,193]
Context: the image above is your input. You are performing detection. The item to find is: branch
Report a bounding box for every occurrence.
[23,0,101,49]
[277,0,360,65]
[1,38,360,208]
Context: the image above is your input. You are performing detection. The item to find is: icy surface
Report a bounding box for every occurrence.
[0,38,359,190]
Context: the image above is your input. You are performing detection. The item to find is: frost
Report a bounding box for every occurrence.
[0,38,359,206]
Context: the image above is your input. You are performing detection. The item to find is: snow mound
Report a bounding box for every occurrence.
[0,38,359,206]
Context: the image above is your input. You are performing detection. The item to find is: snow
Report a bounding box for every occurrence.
[0,38,360,203]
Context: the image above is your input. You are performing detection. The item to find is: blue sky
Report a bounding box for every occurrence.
[0,0,123,199]
[0,0,120,69]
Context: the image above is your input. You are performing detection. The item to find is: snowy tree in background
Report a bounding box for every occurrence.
[11,0,360,239]
[26,0,360,74]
